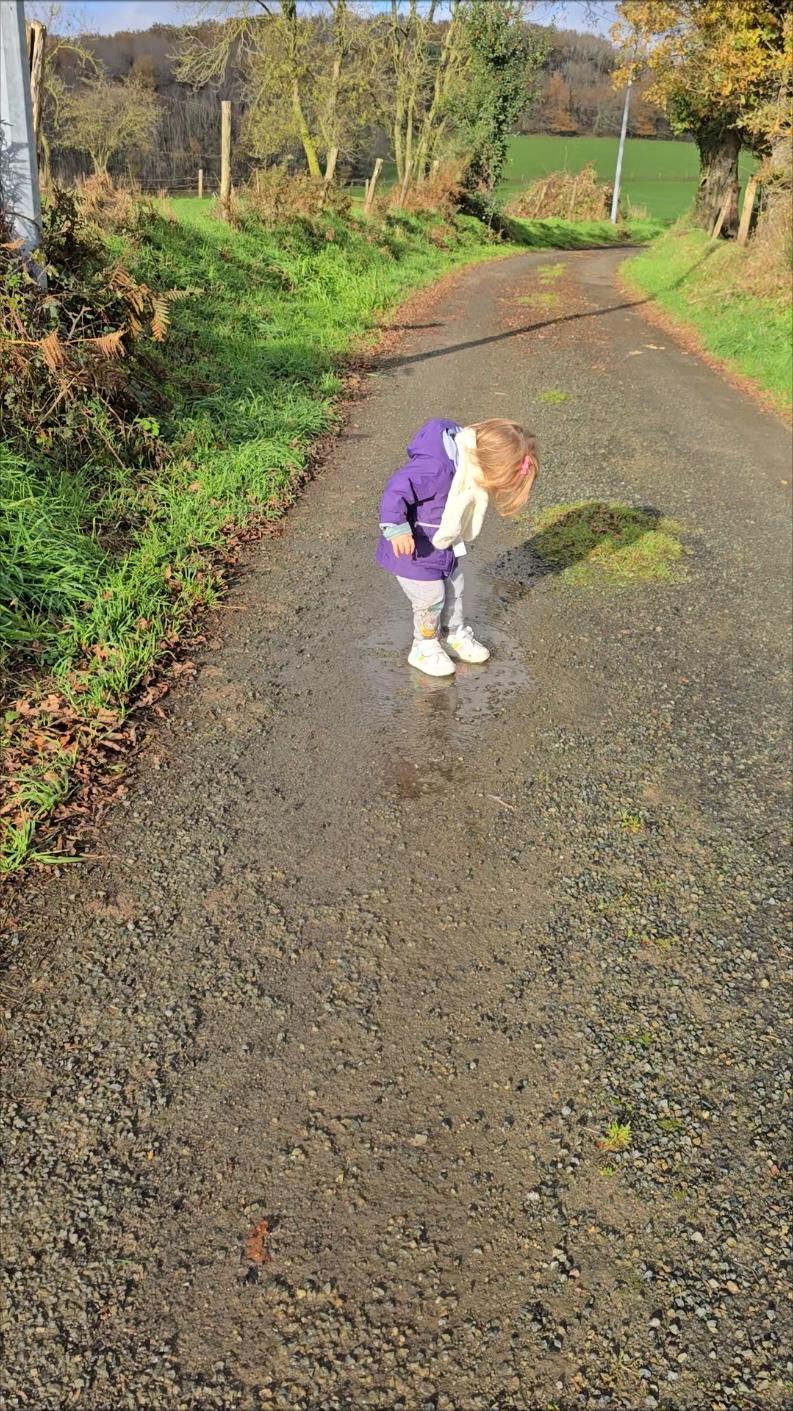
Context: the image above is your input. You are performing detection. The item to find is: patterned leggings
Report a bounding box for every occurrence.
[396,565,465,646]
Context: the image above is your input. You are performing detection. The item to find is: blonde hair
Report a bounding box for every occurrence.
[469,419,539,516]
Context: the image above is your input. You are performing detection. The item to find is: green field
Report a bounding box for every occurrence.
[500,135,756,224]
[352,136,754,225]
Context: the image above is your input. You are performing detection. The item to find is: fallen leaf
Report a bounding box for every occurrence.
[245,1218,271,1264]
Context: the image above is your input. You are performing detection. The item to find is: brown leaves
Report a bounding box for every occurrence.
[39,329,66,370]
[109,264,147,315]
[245,1218,271,1265]
[150,294,171,342]
[88,329,127,360]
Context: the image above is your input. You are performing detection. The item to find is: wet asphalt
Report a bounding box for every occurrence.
[2,249,792,1411]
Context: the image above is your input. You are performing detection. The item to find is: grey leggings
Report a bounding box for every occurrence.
[396,564,465,645]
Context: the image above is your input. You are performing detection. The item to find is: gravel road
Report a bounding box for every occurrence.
[3,249,792,1411]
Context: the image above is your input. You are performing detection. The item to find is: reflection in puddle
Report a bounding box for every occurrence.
[367,561,535,800]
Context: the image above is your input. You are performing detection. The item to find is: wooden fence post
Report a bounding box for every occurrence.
[28,20,46,160]
[197,167,204,199]
[220,100,232,220]
[710,190,732,240]
[736,176,758,246]
[363,157,383,214]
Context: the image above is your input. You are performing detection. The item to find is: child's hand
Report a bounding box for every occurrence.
[391,532,415,557]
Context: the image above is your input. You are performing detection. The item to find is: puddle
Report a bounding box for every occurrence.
[367,561,536,800]
[382,755,459,800]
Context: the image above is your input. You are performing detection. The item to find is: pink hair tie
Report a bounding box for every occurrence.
[519,454,533,477]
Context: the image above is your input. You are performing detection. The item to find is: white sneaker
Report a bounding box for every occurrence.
[408,640,456,677]
[445,625,490,664]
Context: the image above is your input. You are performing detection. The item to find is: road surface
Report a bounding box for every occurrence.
[3,249,792,1411]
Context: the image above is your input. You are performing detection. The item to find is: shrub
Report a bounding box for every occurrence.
[388,161,465,218]
[74,171,158,236]
[238,166,351,227]
[507,163,612,221]
[0,189,181,480]
[742,196,793,301]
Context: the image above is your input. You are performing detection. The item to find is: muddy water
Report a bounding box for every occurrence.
[365,559,536,799]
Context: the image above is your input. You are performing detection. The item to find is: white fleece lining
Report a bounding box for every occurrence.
[431,426,489,550]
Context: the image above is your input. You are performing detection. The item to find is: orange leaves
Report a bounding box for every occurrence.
[88,330,127,360]
[109,263,147,315]
[39,330,66,371]
[612,0,788,129]
[150,294,171,342]
[245,1218,271,1265]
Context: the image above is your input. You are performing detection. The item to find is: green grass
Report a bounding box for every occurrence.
[501,135,757,225]
[528,500,687,587]
[498,214,663,247]
[623,227,793,416]
[599,1120,632,1153]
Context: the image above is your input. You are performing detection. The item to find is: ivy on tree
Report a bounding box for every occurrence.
[453,0,546,195]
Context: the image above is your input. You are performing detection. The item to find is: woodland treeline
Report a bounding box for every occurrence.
[43,15,671,191]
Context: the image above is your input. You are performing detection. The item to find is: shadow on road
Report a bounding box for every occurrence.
[485,501,670,594]
[375,249,715,373]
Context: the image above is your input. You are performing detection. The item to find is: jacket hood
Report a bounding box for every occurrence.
[406,418,460,464]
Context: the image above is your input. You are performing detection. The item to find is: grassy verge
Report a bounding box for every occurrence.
[622,227,792,417]
[2,199,518,873]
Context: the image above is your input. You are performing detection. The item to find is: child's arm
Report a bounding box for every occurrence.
[380,466,416,557]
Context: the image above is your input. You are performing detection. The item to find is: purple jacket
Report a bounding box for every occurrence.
[376,418,461,581]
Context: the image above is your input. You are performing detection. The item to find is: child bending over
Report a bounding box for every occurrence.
[376,418,538,676]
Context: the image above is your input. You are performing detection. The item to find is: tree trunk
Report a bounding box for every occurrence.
[695,127,741,236]
[762,117,792,221]
[393,97,405,182]
[291,75,321,177]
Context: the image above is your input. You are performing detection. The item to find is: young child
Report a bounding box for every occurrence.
[376,418,538,676]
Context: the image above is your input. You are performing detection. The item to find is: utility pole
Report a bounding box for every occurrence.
[610,72,632,224]
[0,0,43,256]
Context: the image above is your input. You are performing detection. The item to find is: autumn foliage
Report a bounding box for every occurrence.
[613,1,791,232]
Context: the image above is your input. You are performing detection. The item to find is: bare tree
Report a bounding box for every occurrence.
[176,0,378,180]
[62,73,161,175]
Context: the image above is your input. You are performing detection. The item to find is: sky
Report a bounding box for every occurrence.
[36,0,620,39]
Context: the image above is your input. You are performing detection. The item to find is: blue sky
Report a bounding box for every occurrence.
[39,1,619,39]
